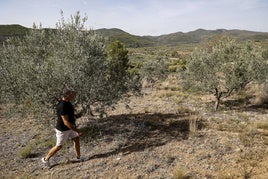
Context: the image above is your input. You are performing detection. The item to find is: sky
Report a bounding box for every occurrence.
[1,0,268,36]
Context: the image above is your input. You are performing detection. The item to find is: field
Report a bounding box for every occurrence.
[1,36,268,178]
[1,73,268,178]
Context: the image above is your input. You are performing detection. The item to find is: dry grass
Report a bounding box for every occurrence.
[173,164,190,179]
[152,89,189,100]
[18,135,55,159]
[252,84,268,105]
[256,121,268,130]
[188,114,202,135]
[1,77,268,178]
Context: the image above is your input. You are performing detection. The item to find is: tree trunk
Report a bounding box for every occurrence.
[214,88,221,111]
[214,98,220,111]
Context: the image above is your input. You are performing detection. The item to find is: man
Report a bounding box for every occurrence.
[41,89,83,168]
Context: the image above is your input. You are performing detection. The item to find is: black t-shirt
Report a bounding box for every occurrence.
[56,100,75,131]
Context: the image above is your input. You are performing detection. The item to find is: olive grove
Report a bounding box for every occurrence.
[181,36,268,111]
[0,12,140,117]
[139,56,169,87]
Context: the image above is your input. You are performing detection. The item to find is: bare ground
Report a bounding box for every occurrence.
[0,87,268,178]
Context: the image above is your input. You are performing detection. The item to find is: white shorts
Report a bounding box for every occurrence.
[55,129,79,146]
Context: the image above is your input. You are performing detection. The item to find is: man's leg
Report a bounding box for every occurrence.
[45,145,62,161]
[72,137,80,159]
[44,129,67,161]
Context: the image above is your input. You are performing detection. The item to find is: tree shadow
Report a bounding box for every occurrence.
[220,97,268,113]
[80,112,202,160]
[222,97,250,109]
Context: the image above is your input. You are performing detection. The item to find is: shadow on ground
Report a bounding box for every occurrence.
[79,112,202,161]
[221,97,268,113]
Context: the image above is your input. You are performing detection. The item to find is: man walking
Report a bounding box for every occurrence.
[41,89,83,168]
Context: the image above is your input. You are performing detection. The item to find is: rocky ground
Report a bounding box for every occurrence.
[0,86,268,178]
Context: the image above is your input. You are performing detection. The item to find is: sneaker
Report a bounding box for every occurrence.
[74,156,87,162]
[41,157,50,168]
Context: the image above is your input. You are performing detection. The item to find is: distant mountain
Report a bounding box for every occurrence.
[0,24,29,35]
[0,24,29,44]
[154,28,268,45]
[96,28,268,47]
[1,24,268,48]
[95,28,156,47]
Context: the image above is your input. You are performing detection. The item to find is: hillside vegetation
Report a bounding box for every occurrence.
[1,24,268,47]
[0,24,29,45]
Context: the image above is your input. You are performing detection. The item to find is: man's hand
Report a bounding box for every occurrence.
[76,129,83,137]
[61,115,83,136]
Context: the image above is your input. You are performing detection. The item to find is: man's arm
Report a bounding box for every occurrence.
[61,115,82,136]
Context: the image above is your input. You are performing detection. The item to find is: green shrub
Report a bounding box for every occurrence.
[0,11,141,116]
[19,145,33,159]
[181,36,268,111]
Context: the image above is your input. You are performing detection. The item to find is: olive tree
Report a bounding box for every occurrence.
[181,36,268,111]
[106,40,129,87]
[140,56,169,87]
[0,11,140,117]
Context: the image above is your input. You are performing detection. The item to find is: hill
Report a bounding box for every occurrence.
[95,28,268,47]
[0,24,29,36]
[0,24,29,45]
[95,28,156,47]
[154,28,268,45]
[1,24,268,47]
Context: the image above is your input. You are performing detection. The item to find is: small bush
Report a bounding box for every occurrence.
[252,84,268,105]
[173,165,190,179]
[238,125,257,147]
[256,122,268,130]
[165,153,175,164]
[19,145,32,159]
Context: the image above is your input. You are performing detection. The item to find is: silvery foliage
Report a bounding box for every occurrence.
[140,56,169,85]
[0,11,138,115]
[181,36,268,110]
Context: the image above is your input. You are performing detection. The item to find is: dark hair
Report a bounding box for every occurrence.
[62,89,75,97]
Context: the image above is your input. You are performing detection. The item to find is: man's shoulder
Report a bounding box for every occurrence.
[57,100,73,111]
[57,100,65,109]
[57,100,63,105]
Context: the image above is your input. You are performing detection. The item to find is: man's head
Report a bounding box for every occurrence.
[62,89,76,101]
